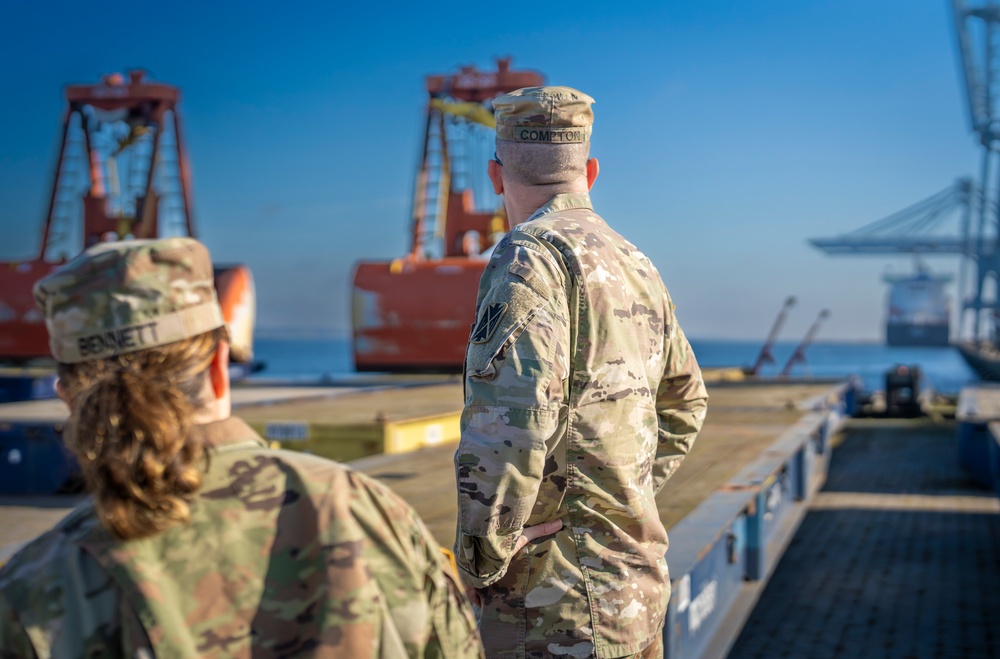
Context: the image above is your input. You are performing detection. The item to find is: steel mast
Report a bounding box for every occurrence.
[953,0,1000,340]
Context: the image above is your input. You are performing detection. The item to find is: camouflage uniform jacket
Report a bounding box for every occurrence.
[0,416,482,658]
[454,192,708,658]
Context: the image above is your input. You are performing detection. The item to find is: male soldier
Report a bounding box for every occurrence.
[453,87,709,658]
[0,237,482,658]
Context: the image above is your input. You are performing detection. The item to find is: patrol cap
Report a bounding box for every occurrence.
[34,237,225,364]
[493,86,594,144]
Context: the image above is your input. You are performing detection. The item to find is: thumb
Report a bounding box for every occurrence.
[523,518,564,541]
[514,519,564,554]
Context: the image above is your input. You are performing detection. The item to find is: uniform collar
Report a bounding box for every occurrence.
[190,415,267,449]
[524,192,593,224]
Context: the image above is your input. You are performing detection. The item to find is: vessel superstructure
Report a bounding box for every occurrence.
[883,266,952,346]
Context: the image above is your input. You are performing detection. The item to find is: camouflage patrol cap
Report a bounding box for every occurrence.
[493,86,594,144]
[34,237,224,364]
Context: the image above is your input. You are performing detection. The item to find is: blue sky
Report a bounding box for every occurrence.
[0,0,978,341]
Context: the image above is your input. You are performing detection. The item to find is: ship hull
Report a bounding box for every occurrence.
[956,342,1000,382]
[883,268,952,348]
[0,260,256,364]
[886,322,950,347]
[351,258,484,373]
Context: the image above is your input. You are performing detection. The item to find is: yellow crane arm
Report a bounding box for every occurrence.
[429,99,495,128]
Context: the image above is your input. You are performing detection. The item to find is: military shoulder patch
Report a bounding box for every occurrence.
[471,303,507,343]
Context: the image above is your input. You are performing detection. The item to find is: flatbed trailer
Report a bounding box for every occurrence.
[956,382,1000,496]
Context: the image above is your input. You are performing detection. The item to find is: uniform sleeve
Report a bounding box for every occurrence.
[454,241,569,589]
[347,470,482,658]
[0,590,39,659]
[425,548,485,659]
[651,306,708,493]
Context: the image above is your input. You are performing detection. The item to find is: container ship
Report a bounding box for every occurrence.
[883,266,951,346]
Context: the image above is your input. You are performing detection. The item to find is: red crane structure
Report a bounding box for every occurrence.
[0,71,255,364]
[351,58,544,372]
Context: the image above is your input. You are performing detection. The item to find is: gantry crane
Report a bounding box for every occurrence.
[809,179,974,256]
[809,178,976,338]
[952,0,1000,340]
[808,2,1000,354]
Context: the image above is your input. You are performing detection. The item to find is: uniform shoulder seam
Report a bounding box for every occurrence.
[508,231,571,281]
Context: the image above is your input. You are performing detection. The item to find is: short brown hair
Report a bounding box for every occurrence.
[495,140,590,187]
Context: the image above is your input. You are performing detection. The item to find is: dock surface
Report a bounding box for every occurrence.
[728,419,1000,659]
[4,379,997,656]
[235,381,463,424]
[0,380,834,559]
[352,380,836,548]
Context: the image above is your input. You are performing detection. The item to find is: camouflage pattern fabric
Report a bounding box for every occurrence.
[454,192,708,658]
[493,87,594,144]
[34,237,224,364]
[0,416,483,658]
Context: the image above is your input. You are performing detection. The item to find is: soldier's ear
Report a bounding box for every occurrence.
[210,341,230,400]
[55,377,74,412]
[586,157,600,190]
[488,159,504,195]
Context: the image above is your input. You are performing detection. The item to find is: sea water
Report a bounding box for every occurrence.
[250,338,977,395]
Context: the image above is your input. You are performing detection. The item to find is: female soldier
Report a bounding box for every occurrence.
[0,237,481,658]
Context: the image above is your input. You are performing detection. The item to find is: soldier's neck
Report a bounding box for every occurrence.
[190,378,232,426]
[504,181,588,228]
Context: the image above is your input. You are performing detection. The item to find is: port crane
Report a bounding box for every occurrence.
[746,297,830,377]
[810,1,1000,346]
[0,71,256,364]
[780,309,831,377]
[952,0,1000,340]
[747,297,796,376]
[809,179,974,256]
[351,59,544,372]
[809,178,975,339]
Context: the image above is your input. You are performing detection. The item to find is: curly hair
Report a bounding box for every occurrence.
[57,327,226,540]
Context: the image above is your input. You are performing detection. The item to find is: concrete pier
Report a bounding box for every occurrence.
[728,419,1000,659]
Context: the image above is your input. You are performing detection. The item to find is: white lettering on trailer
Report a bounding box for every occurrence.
[688,579,718,633]
[677,574,691,613]
[765,480,783,521]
